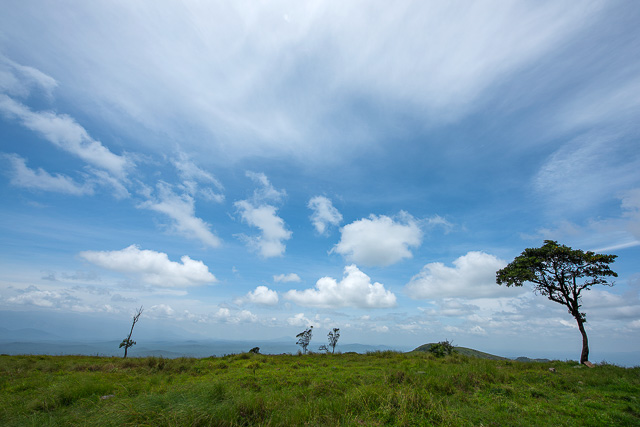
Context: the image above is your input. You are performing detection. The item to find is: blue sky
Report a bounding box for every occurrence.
[1,1,639,361]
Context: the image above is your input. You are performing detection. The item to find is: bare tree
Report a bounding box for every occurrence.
[119,306,143,358]
[296,326,313,354]
[328,328,340,354]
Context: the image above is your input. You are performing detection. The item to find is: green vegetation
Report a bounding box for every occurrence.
[413,343,509,361]
[497,240,618,364]
[1,352,638,426]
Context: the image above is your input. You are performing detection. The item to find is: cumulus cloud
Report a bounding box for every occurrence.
[308,196,342,235]
[0,94,131,178]
[405,251,516,299]
[235,201,292,258]
[332,212,422,267]
[3,153,93,195]
[139,182,221,247]
[237,285,279,306]
[274,273,301,283]
[285,264,396,308]
[79,245,216,288]
[235,172,291,258]
[287,312,314,327]
[213,307,258,323]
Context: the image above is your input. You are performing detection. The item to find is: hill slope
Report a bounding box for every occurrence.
[412,343,509,361]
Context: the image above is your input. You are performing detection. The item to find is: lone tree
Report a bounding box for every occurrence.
[119,306,143,358]
[296,326,313,354]
[328,328,340,354]
[496,240,617,364]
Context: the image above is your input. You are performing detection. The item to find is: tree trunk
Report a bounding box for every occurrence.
[576,318,589,364]
[123,346,128,359]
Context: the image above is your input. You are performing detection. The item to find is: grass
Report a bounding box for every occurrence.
[0,351,638,426]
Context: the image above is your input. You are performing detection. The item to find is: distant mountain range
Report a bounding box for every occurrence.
[0,327,402,357]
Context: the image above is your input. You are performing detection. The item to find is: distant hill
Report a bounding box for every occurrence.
[513,356,551,363]
[412,343,509,361]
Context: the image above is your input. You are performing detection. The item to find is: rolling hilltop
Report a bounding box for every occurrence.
[413,343,550,363]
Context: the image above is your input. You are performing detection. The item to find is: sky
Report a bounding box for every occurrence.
[1,1,639,362]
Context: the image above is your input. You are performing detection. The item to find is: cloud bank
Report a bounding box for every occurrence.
[79,245,216,288]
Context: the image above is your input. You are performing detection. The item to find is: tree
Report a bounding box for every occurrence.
[328,328,340,354]
[496,240,617,364]
[296,326,313,354]
[119,306,143,358]
[428,340,456,358]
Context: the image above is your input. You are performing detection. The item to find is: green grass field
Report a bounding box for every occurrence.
[1,351,638,426]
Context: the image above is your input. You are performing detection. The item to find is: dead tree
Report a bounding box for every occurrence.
[119,306,143,358]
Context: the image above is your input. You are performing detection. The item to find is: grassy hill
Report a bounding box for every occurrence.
[1,352,639,425]
[413,343,510,360]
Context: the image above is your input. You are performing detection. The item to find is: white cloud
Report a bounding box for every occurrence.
[534,134,640,215]
[172,150,224,202]
[3,153,93,195]
[8,288,68,308]
[332,212,422,267]
[582,289,640,321]
[0,94,131,178]
[246,171,286,202]
[172,151,222,188]
[234,172,291,258]
[274,273,301,283]
[214,307,258,324]
[425,215,454,233]
[88,168,131,199]
[79,245,216,288]
[405,251,516,299]
[560,75,640,130]
[424,299,480,317]
[621,188,640,240]
[308,196,342,235]
[0,54,58,97]
[139,182,221,248]
[523,187,640,253]
[235,201,292,258]
[0,2,598,162]
[237,285,279,306]
[148,304,175,317]
[236,174,293,258]
[287,312,313,327]
[469,325,488,336]
[285,264,396,308]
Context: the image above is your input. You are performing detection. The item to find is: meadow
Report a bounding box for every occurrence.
[1,351,638,426]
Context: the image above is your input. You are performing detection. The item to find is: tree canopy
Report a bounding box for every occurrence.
[496,240,617,364]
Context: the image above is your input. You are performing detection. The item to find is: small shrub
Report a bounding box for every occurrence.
[429,340,457,358]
